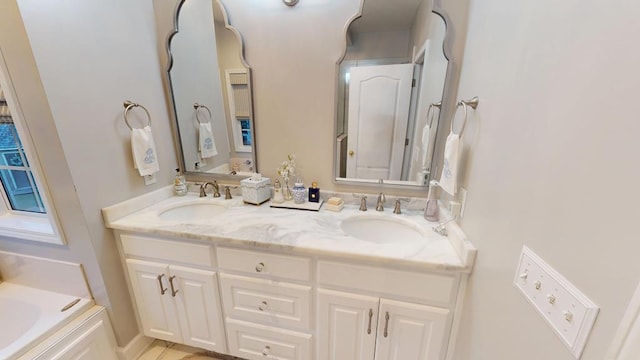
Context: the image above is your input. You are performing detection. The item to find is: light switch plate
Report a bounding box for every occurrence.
[514,246,599,359]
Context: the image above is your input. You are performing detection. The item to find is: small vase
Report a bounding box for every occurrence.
[283,179,293,201]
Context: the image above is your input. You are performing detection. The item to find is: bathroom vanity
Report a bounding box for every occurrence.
[103,187,475,360]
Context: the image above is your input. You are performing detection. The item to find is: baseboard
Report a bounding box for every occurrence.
[116,334,154,360]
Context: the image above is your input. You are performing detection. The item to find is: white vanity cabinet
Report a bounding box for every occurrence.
[119,234,226,353]
[317,261,457,360]
[113,231,469,360]
[318,290,449,360]
[217,247,314,360]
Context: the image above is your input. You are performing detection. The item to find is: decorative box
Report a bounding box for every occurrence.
[240,175,271,205]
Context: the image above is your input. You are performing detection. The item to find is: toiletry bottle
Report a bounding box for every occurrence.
[174,168,187,196]
[308,182,320,203]
[292,178,306,204]
[424,180,439,221]
[272,179,284,203]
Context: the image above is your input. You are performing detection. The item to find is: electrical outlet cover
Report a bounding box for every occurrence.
[514,246,599,359]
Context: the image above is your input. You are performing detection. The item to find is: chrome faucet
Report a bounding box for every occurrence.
[199,181,220,198]
[393,198,410,214]
[376,193,386,211]
[393,200,402,214]
[353,194,368,211]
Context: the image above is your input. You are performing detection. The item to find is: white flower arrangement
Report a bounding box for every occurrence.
[276,154,296,182]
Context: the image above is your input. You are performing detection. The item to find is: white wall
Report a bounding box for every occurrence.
[0,0,177,346]
[453,0,640,359]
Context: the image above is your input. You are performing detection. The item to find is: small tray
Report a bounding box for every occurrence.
[270,199,324,211]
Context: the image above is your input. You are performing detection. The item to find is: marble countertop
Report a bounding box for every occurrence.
[103,187,476,273]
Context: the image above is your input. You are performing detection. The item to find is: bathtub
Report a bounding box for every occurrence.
[0,282,93,360]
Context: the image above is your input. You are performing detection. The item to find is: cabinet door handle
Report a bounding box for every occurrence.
[255,262,265,272]
[367,308,373,334]
[169,275,179,297]
[258,300,268,311]
[157,274,167,295]
[384,311,390,338]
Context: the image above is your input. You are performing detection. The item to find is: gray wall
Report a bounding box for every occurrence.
[452,0,640,359]
[0,0,177,345]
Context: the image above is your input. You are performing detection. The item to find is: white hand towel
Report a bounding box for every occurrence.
[421,123,430,169]
[199,122,217,158]
[439,131,461,196]
[131,125,160,176]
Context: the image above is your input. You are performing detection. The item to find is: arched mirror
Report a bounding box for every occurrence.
[335,0,449,188]
[167,0,256,178]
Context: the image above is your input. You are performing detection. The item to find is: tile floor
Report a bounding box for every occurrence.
[137,341,201,360]
[136,340,244,360]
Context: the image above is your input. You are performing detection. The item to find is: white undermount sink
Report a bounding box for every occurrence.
[157,201,228,221]
[340,214,427,244]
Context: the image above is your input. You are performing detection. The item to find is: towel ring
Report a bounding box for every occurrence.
[123,100,151,130]
[451,96,479,136]
[193,103,212,124]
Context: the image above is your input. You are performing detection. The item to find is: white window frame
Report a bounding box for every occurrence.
[224,68,252,153]
[0,49,64,245]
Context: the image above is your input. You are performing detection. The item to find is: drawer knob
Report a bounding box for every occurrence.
[255,262,265,272]
[258,301,268,311]
[262,345,271,356]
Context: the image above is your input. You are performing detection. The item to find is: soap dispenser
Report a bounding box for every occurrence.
[424,180,439,221]
[272,179,284,203]
[173,168,187,196]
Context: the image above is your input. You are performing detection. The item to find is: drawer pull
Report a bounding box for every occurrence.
[157,274,167,295]
[262,345,271,356]
[258,300,268,311]
[384,311,390,338]
[255,262,265,272]
[367,308,373,334]
[169,275,179,297]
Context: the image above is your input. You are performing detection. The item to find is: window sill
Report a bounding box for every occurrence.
[0,212,61,245]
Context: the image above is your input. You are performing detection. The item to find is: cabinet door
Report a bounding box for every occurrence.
[48,319,118,360]
[374,299,450,360]
[170,265,227,353]
[318,289,379,360]
[125,259,182,343]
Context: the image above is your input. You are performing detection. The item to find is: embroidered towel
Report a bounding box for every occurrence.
[131,125,159,176]
[199,122,217,158]
[438,131,461,196]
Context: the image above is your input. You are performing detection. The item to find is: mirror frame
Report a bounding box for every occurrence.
[332,1,456,190]
[164,0,258,182]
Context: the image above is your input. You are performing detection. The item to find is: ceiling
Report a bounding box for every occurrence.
[350,0,425,34]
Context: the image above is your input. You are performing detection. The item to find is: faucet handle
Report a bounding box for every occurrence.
[392,198,410,214]
[352,194,368,211]
[212,180,220,198]
[224,185,238,200]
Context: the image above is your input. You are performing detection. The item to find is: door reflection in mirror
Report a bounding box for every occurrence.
[336,0,448,187]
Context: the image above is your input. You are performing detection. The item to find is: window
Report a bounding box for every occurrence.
[0,50,63,245]
[225,69,252,153]
[0,116,46,213]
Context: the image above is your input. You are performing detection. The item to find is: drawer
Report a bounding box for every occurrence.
[317,261,458,306]
[217,247,310,282]
[120,234,216,268]
[225,318,312,360]
[219,273,312,330]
